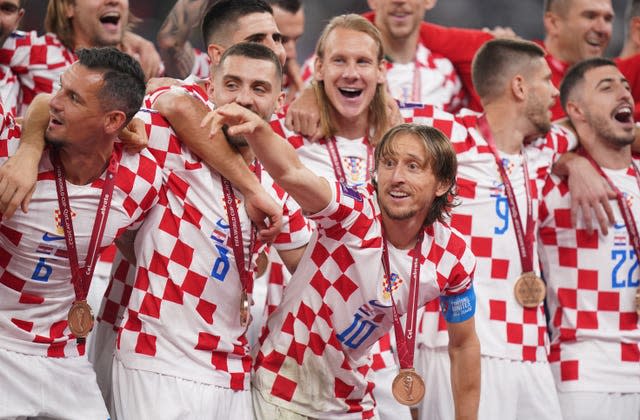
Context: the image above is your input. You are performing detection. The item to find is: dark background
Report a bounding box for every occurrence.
[21,0,630,62]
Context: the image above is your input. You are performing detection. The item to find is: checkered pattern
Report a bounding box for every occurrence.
[539,165,640,392]
[253,181,475,418]
[299,40,465,113]
[191,48,211,80]
[417,110,574,362]
[115,96,311,390]
[0,103,162,357]
[2,31,75,116]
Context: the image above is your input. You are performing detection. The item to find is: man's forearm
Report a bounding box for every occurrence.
[20,93,51,153]
[448,321,481,420]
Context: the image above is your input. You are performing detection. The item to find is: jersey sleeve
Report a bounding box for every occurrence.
[0,102,21,164]
[271,189,312,250]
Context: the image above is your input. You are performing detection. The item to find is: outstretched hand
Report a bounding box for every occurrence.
[201,103,271,141]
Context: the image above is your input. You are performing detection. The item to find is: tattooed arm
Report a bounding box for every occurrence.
[156,0,210,79]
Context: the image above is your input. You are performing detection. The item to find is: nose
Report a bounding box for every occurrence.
[342,61,359,80]
[233,86,254,109]
[593,16,612,38]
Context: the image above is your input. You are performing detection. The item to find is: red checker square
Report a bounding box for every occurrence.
[295,302,317,330]
[575,230,598,248]
[229,372,245,391]
[596,291,619,311]
[281,312,296,335]
[576,311,598,329]
[539,225,558,247]
[135,332,157,356]
[489,299,506,321]
[522,346,537,361]
[577,270,598,290]
[169,240,194,268]
[47,342,66,358]
[557,288,577,309]
[166,172,190,201]
[552,307,563,328]
[548,343,560,362]
[147,252,170,278]
[162,279,184,304]
[100,300,120,325]
[317,303,334,324]
[450,214,472,235]
[195,332,220,351]
[196,299,216,324]
[181,202,203,228]
[19,292,44,304]
[506,322,523,344]
[50,321,66,339]
[307,332,327,355]
[456,177,477,199]
[538,326,547,345]
[433,119,454,136]
[134,267,150,292]
[115,165,136,194]
[270,373,299,403]
[182,270,207,297]
[349,214,373,239]
[0,224,22,246]
[286,340,307,365]
[334,377,355,399]
[333,274,359,302]
[310,243,330,267]
[470,236,492,258]
[158,208,180,237]
[211,351,229,371]
[371,353,385,370]
[558,247,577,267]
[619,312,638,330]
[0,246,12,268]
[260,350,286,373]
[137,154,158,184]
[522,307,538,324]
[559,327,577,342]
[560,360,579,381]
[123,310,142,332]
[621,343,640,362]
[11,318,33,332]
[490,259,509,279]
[332,245,356,273]
[0,271,25,292]
[309,271,331,298]
[139,293,162,318]
[122,196,138,217]
[554,209,573,228]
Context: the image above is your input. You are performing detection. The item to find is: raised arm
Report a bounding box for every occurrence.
[0,93,50,219]
[121,31,164,81]
[204,102,332,214]
[447,317,481,420]
[156,0,209,79]
[154,90,283,239]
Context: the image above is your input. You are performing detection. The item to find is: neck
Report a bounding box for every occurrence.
[381,215,424,250]
[543,37,573,65]
[331,109,370,140]
[580,134,632,170]
[484,105,529,154]
[382,32,420,64]
[57,142,114,185]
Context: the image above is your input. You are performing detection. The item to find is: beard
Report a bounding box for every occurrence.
[222,124,248,148]
[588,111,635,148]
[525,97,552,137]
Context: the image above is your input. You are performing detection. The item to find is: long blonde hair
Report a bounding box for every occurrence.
[313,14,389,143]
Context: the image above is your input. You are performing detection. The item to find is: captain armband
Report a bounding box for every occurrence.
[439,285,476,323]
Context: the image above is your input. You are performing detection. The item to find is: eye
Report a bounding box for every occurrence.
[0,3,19,14]
[225,81,239,90]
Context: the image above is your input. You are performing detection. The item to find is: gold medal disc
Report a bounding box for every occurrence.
[514,272,546,308]
[67,300,94,338]
[391,369,425,406]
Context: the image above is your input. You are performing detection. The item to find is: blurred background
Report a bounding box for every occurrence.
[21,0,630,61]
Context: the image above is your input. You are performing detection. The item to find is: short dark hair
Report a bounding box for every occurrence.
[218,42,283,84]
[544,0,571,14]
[268,0,301,13]
[472,38,546,103]
[76,47,145,123]
[559,57,617,112]
[374,124,458,226]
[201,0,273,47]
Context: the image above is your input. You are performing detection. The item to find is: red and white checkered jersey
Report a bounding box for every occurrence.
[538,165,640,392]
[268,105,468,371]
[1,31,75,116]
[300,40,465,113]
[417,109,576,362]
[253,181,475,419]
[0,104,162,358]
[114,92,312,390]
[0,32,21,115]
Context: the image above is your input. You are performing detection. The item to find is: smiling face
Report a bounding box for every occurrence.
[66,0,128,48]
[376,132,449,225]
[369,0,432,41]
[577,65,635,147]
[546,0,613,64]
[314,27,385,127]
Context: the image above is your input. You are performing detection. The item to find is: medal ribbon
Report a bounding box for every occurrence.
[325,136,373,185]
[381,231,424,370]
[51,148,118,302]
[579,149,640,260]
[478,115,535,272]
[220,164,260,294]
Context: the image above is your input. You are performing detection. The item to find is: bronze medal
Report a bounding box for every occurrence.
[67,300,94,338]
[391,368,425,406]
[514,272,546,308]
[635,289,640,317]
[240,290,251,329]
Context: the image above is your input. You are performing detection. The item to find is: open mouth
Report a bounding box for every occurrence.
[339,87,363,99]
[390,190,409,199]
[99,12,121,28]
[49,114,63,127]
[613,105,633,124]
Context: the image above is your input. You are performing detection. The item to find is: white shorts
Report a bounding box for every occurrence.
[0,347,109,420]
[112,356,253,420]
[415,349,562,420]
[371,365,412,420]
[558,390,640,420]
[87,320,118,413]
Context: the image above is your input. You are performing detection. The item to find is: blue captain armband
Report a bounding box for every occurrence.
[439,286,476,323]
